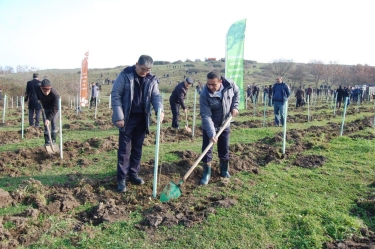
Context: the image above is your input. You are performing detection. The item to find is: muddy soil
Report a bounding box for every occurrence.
[1,112,375,247]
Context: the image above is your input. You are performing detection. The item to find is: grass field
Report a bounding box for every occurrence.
[1,67,375,248]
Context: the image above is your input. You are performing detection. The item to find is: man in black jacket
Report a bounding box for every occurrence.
[169,77,193,129]
[25,73,41,127]
[36,79,59,145]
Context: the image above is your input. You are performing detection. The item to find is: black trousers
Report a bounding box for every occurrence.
[202,126,230,163]
[28,109,41,127]
[117,113,146,181]
[170,100,180,128]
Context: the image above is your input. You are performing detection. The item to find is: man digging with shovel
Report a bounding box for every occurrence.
[169,77,194,130]
[199,71,239,185]
[36,79,60,148]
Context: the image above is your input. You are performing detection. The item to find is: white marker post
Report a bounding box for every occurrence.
[282,100,289,155]
[152,108,162,198]
[192,88,197,137]
[59,97,63,159]
[21,96,24,139]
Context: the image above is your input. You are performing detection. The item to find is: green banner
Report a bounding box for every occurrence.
[225,19,246,110]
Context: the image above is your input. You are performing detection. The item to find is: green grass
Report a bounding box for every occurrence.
[2,80,375,248]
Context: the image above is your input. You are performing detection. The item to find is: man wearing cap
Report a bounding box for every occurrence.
[25,73,41,127]
[169,77,194,129]
[35,79,60,145]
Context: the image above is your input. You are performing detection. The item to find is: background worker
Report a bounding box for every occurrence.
[272,76,290,126]
[169,77,194,129]
[25,73,41,127]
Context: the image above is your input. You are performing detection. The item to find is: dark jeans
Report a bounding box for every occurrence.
[202,126,230,163]
[42,109,58,139]
[117,113,146,181]
[28,109,41,127]
[296,99,302,108]
[273,101,285,126]
[170,100,180,128]
[90,97,97,108]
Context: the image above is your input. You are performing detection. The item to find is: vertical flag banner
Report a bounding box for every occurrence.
[225,19,246,110]
[80,51,89,107]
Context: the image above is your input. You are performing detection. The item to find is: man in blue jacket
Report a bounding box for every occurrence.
[199,71,239,185]
[111,55,164,193]
[169,77,193,129]
[272,76,290,126]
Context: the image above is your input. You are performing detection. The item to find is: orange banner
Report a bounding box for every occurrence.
[80,52,89,107]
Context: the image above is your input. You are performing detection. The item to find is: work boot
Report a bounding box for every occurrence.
[200,162,211,185]
[129,175,144,185]
[44,134,50,146]
[219,160,231,178]
[51,132,57,144]
[118,179,127,193]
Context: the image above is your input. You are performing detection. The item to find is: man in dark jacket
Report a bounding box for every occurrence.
[25,73,41,127]
[336,85,344,108]
[268,85,273,107]
[252,83,259,104]
[169,77,193,129]
[295,86,304,108]
[111,55,164,193]
[35,79,59,145]
[199,71,239,185]
[89,82,99,109]
[306,85,312,103]
[272,76,290,126]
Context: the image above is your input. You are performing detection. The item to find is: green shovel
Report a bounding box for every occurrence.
[160,116,233,202]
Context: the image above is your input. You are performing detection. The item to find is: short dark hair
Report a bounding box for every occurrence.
[207,71,221,80]
[138,55,153,67]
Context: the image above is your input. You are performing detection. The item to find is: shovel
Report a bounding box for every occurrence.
[160,116,232,202]
[39,101,59,154]
[184,110,192,132]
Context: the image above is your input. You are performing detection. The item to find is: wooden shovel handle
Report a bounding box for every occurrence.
[182,116,232,181]
[38,100,54,151]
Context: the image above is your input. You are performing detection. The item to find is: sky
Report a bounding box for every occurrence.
[0,0,373,71]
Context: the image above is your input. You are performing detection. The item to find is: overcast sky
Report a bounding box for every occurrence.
[0,0,373,70]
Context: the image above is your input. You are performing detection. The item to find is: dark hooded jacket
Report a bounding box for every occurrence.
[35,87,59,121]
[25,79,41,109]
[169,81,189,109]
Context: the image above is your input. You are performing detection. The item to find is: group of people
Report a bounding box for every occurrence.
[25,73,59,145]
[110,55,293,193]
[111,55,240,192]
[247,84,273,107]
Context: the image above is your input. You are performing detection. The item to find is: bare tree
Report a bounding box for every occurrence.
[308,60,325,90]
[3,66,14,74]
[288,64,306,89]
[268,59,294,77]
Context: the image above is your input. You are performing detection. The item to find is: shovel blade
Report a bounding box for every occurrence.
[160,181,182,202]
[45,144,60,154]
[185,125,192,132]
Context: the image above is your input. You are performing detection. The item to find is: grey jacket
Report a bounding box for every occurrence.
[111,66,163,134]
[91,85,99,98]
[200,77,239,138]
